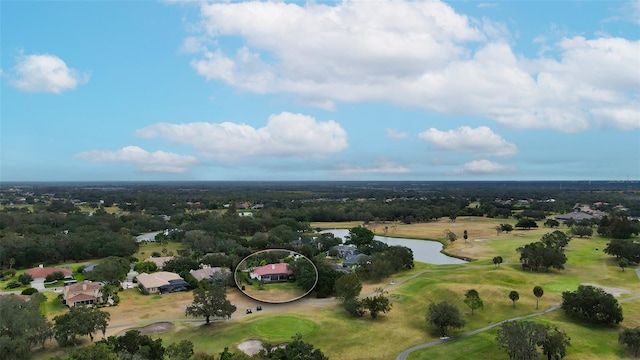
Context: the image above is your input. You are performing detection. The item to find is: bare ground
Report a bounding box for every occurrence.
[581,283,631,297]
[237,339,265,355]
[117,322,174,336]
[241,286,306,303]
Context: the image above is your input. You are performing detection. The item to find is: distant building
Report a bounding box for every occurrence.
[342,254,371,268]
[330,244,359,258]
[190,266,230,284]
[554,212,596,222]
[147,256,174,270]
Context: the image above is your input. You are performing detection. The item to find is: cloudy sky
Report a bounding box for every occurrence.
[1,0,639,182]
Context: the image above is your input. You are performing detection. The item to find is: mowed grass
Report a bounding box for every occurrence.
[33,217,640,359]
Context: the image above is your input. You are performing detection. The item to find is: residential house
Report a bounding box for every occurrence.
[25,265,73,282]
[147,256,174,270]
[2,293,31,301]
[329,244,359,258]
[63,281,104,307]
[290,236,318,249]
[190,266,230,284]
[136,271,188,294]
[342,254,371,268]
[554,212,596,222]
[250,263,292,283]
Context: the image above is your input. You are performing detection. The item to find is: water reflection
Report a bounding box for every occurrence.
[320,229,466,265]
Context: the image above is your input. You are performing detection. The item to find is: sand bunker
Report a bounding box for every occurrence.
[238,339,265,355]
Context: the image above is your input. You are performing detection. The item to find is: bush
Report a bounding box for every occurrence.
[21,288,38,295]
[18,272,33,285]
[5,281,20,289]
[1,269,17,279]
[45,271,65,283]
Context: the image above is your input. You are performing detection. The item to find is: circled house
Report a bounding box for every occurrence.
[250,263,292,283]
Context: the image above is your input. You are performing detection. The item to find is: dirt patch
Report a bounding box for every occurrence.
[582,283,631,297]
[241,286,306,303]
[238,339,265,355]
[118,322,174,336]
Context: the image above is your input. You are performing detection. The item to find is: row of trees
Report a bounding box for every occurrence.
[2,185,638,270]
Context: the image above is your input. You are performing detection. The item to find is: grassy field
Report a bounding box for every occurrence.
[134,241,183,260]
[29,217,640,359]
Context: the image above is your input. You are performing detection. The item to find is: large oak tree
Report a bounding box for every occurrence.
[185,284,236,325]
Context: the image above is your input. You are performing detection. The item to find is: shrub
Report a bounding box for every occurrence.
[45,271,65,283]
[5,281,20,289]
[21,288,38,295]
[18,273,33,285]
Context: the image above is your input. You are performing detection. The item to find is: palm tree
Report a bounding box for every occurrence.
[533,286,544,310]
[509,291,519,308]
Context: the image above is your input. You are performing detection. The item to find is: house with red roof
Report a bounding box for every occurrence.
[62,281,105,307]
[25,265,73,281]
[250,263,292,283]
[2,293,31,301]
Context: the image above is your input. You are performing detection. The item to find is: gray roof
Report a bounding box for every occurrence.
[342,253,371,267]
[555,212,595,221]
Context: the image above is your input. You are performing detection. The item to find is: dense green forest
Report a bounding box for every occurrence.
[1,181,639,269]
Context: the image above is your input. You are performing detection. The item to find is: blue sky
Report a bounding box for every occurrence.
[1,0,639,182]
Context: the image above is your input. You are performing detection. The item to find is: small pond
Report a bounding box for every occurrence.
[320,229,466,265]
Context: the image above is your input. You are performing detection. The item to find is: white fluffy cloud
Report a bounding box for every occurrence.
[419,126,517,156]
[336,159,410,175]
[75,146,196,173]
[136,112,348,161]
[183,0,639,131]
[11,53,89,93]
[452,159,516,175]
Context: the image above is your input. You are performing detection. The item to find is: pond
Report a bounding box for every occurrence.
[320,229,467,265]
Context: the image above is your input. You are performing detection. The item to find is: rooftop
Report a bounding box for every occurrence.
[251,263,292,276]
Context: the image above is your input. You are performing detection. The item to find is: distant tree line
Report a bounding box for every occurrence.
[1,183,639,270]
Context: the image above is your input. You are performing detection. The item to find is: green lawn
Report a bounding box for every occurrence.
[29,218,640,359]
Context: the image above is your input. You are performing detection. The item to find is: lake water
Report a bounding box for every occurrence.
[320,229,467,265]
